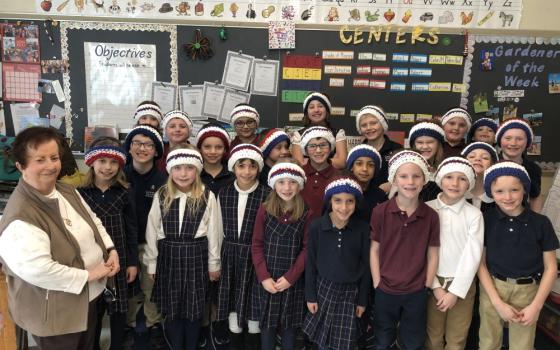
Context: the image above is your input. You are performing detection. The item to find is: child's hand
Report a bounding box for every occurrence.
[519,303,541,326]
[148,273,155,281]
[209,270,221,281]
[262,278,277,294]
[307,302,318,314]
[356,305,366,318]
[437,292,458,312]
[274,277,292,292]
[432,287,446,302]
[126,266,138,283]
[495,301,521,323]
[373,277,380,288]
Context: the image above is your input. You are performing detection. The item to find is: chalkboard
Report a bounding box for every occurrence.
[2,20,465,150]
[469,37,560,162]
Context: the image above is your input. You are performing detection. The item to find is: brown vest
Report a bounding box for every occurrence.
[0,179,108,336]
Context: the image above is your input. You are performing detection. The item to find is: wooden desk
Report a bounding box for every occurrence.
[0,270,16,350]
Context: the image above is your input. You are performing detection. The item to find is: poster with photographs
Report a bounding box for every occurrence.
[2,24,40,64]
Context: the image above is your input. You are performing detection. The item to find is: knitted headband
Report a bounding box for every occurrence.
[483,161,531,198]
[441,107,472,129]
[303,92,332,115]
[162,110,194,133]
[133,103,163,123]
[268,162,307,189]
[467,117,498,143]
[495,118,534,148]
[85,145,127,168]
[346,144,382,171]
[124,125,165,160]
[230,105,260,125]
[409,121,445,146]
[196,124,231,152]
[259,129,290,159]
[300,126,336,156]
[461,141,499,163]
[227,143,264,172]
[388,150,430,185]
[356,105,389,133]
[324,177,363,202]
[166,148,204,174]
[435,156,477,192]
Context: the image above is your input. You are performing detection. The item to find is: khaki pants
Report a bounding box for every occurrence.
[127,244,162,328]
[479,278,538,350]
[426,280,476,350]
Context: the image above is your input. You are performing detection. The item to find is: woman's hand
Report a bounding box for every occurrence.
[126,266,138,283]
[307,302,318,314]
[87,262,112,282]
[105,250,120,277]
[261,278,277,294]
[274,277,292,292]
[209,270,221,281]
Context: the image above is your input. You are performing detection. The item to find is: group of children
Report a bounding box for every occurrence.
[74,92,557,350]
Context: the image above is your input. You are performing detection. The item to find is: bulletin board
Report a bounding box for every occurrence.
[468,36,560,163]
[179,26,466,138]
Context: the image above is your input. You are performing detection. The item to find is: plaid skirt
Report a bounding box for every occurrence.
[252,278,305,330]
[151,238,208,320]
[216,241,258,324]
[303,276,359,350]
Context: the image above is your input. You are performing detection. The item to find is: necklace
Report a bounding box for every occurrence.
[60,197,72,227]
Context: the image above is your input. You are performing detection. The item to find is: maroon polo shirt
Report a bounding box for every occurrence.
[370,197,440,294]
[251,206,312,285]
[442,140,466,158]
[301,162,338,220]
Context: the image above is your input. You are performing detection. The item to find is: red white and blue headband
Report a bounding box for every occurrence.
[324,177,363,202]
[356,105,388,132]
[228,143,264,172]
[162,110,193,132]
[166,148,204,173]
[230,105,260,125]
[85,145,127,168]
[134,103,163,123]
[268,162,306,189]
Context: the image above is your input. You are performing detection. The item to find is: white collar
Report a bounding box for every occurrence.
[234,180,259,194]
[435,193,466,213]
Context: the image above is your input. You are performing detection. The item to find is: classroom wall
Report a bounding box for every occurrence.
[0,0,559,33]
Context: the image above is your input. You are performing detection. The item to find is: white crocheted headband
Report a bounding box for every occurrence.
[388,150,430,185]
[435,156,477,192]
[441,107,472,129]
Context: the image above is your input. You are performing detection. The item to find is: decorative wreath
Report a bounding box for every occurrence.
[184,29,214,60]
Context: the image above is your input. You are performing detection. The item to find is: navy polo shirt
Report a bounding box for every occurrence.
[201,166,234,196]
[355,184,387,222]
[305,214,371,306]
[484,207,559,278]
[522,157,541,199]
